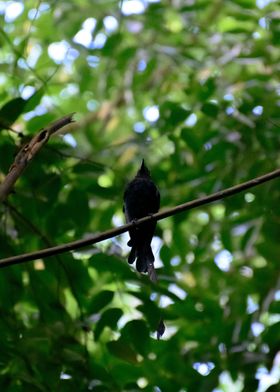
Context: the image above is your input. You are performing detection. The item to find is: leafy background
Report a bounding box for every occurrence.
[0,0,280,391]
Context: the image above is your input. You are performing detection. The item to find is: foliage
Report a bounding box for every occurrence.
[0,0,280,391]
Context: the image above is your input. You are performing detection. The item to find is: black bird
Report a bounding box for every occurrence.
[123,159,160,281]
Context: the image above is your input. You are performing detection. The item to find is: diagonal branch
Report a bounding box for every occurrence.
[0,166,280,268]
[0,113,75,203]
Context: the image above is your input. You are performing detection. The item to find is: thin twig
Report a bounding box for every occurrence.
[0,166,280,268]
[0,27,46,85]
[0,113,75,203]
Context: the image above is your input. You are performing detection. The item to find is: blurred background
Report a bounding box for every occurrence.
[0,0,280,391]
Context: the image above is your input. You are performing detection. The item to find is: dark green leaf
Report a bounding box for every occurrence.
[94,308,123,340]
[201,101,219,118]
[88,290,114,314]
[121,319,150,355]
[0,97,26,130]
[24,88,45,113]
[107,339,138,364]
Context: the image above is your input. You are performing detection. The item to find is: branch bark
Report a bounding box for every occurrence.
[0,113,75,203]
[1,166,280,268]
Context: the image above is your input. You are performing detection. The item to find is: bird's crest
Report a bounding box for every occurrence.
[137,159,151,178]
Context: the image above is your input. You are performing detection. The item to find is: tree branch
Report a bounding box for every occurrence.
[1,166,280,268]
[0,113,75,203]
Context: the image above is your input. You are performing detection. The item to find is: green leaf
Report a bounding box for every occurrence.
[0,89,45,131]
[218,16,254,33]
[94,308,123,340]
[88,290,114,314]
[24,88,45,113]
[101,33,123,56]
[89,254,135,279]
[27,113,56,133]
[181,127,201,153]
[0,97,26,130]
[121,319,150,356]
[201,101,219,118]
[197,77,216,100]
[67,189,90,230]
[159,101,190,128]
[107,339,138,364]
[72,161,105,175]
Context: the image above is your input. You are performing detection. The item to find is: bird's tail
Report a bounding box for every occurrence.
[147,260,157,283]
[127,241,157,282]
[128,241,136,265]
[138,245,157,282]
